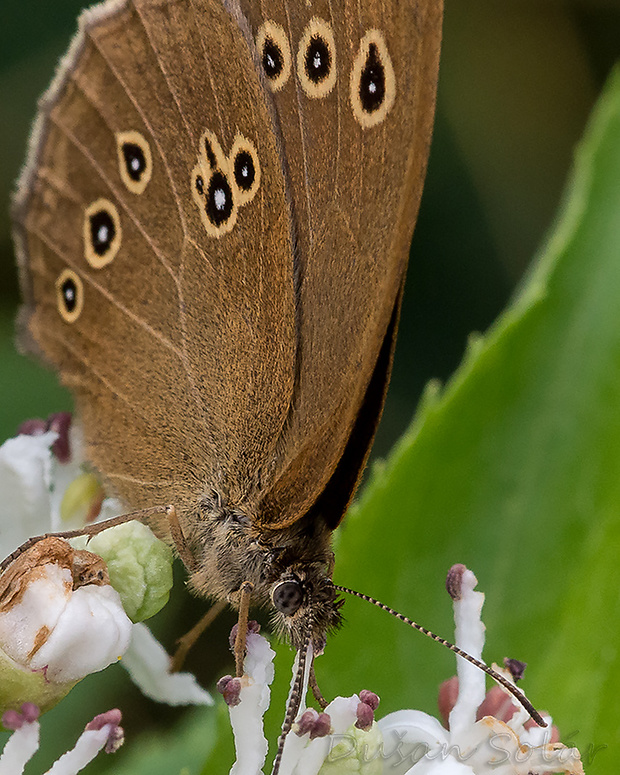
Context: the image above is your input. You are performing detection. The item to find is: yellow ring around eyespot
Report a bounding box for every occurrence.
[55,268,84,323]
[350,29,396,129]
[297,17,337,99]
[256,20,292,92]
[83,198,122,269]
[230,133,261,207]
[116,130,153,195]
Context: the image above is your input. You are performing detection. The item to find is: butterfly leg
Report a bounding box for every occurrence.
[0,505,168,574]
[170,598,228,672]
[234,581,254,677]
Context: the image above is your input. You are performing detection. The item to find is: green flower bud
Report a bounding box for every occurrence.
[85,522,173,622]
[0,646,75,715]
[319,722,383,775]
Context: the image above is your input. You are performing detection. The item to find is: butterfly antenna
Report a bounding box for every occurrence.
[333,584,547,728]
[271,624,313,775]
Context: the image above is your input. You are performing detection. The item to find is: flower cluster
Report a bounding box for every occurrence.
[0,416,213,765]
[0,416,587,774]
[223,566,584,775]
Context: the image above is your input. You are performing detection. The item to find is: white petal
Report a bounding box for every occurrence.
[404,758,475,775]
[31,584,132,682]
[449,569,486,736]
[44,726,114,775]
[278,642,315,775]
[512,744,584,775]
[0,565,72,666]
[0,432,57,556]
[323,694,359,735]
[378,710,449,775]
[0,722,40,775]
[229,631,276,775]
[290,695,361,775]
[518,714,553,747]
[120,623,213,706]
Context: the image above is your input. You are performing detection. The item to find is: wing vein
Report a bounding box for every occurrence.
[284,1,314,248]
[29,222,185,358]
[47,107,179,284]
[186,0,225,138]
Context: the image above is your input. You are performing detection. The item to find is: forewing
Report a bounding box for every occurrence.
[13,0,296,522]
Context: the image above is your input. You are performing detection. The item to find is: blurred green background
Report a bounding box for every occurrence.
[2,0,620,772]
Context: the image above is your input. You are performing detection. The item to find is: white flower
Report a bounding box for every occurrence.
[219,625,277,775]
[0,703,124,775]
[377,566,584,775]
[220,567,584,775]
[0,549,131,683]
[121,623,213,706]
[0,416,210,710]
[219,624,382,775]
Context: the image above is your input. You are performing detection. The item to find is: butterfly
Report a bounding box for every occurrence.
[11,0,443,748]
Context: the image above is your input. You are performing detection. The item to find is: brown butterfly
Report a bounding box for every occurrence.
[11,0,443,754]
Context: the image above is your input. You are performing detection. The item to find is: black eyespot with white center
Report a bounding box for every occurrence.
[192,132,260,236]
[263,37,283,80]
[116,131,152,194]
[84,199,121,268]
[56,269,84,323]
[297,18,337,98]
[350,30,396,128]
[89,209,116,257]
[206,171,234,226]
[230,135,261,206]
[234,151,255,192]
[305,34,331,84]
[121,142,147,182]
[62,277,77,312]
[257,20,291,92]
[359,43,385,114]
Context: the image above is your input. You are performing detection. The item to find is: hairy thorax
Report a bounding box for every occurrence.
[183,495,343,650]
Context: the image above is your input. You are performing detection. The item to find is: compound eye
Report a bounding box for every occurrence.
[271,579,304,616]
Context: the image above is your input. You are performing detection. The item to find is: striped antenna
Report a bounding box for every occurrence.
[271,623,313,775]
[333,584,546,728]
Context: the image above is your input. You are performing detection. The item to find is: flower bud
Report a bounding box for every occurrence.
[81,521,173,622]
[0,538,132,713]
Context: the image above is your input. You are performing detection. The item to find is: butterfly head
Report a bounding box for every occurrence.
[269,563,344,652]
[186,497,343,651]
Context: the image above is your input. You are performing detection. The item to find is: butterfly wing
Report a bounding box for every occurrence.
[14,0,298,525]
[237,0,443,527]
[14,0,442,543]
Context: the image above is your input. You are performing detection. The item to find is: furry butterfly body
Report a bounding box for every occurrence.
[13,0,442,650]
